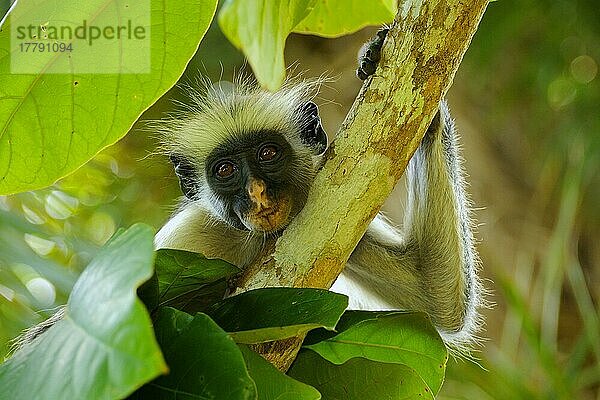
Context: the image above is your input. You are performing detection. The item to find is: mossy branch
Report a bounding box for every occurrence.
[232,0,489,371]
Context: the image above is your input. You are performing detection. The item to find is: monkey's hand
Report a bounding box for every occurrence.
[356,28,389,80]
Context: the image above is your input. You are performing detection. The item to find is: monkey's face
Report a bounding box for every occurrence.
[168,98,328,234]
[204,132,317,233]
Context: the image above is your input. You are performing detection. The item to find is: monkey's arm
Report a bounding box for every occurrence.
[343,101,482,346]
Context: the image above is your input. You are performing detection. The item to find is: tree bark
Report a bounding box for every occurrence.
[233,0,489,371]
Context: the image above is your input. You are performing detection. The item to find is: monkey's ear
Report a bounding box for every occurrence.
[300,101,328,155]
[169,153,199,199]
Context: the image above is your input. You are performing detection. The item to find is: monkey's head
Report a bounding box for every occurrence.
[159,79,328,233]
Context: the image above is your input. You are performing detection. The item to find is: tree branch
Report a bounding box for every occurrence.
[233,0,489,371]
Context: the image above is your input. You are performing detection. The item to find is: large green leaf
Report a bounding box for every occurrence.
[0,224,167,400]
[304,312,448,394]
[0,0,217,195]
[206,288,348,344]
[218,0,317,90]
[238,345,321,400]
[289,350,435,400]
[294,0,396,38]
[154,248,240,313]
[132,308,257,400]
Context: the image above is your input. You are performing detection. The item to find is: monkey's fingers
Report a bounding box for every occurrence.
[356,28,389,80]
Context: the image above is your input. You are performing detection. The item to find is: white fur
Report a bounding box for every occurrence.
[331,269,395,310]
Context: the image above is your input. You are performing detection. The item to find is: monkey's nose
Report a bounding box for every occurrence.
[247,178,271,209]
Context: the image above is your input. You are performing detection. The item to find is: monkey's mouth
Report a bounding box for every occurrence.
[244,197,293,233]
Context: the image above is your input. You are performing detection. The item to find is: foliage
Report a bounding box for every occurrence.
[218,0,317,91]
[0,227,447,399]
[0,0,218,195]
[293,0,396,38]
[238,344,320,400]
[0,225,167,400]
[132,308,257,400]
[304,312,447,393]
[218,0,395,89]
[148,248,241,313]
[289,350,437,399]
[0,147,177,358]
[205,287,348,344]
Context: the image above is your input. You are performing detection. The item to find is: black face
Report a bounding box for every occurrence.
[204,131,309,232]
[169,101,328,233]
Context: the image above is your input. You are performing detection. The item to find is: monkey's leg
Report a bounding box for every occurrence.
[345,102,482,347]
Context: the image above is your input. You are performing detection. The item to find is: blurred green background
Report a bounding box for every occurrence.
[1,0,599,398]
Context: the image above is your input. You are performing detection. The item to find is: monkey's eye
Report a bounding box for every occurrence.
[258,144,280,162]
[214,161,237,179]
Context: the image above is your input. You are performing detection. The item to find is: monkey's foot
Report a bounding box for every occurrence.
[356,28,389,80]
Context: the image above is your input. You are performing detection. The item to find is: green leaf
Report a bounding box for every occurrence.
[305,312,448,394]
[132,308,257,400]
[218,0,317,90]
[0,224,167,400]
[154,248,241,313]
[206,287,348,344]
[294,0,396,38]
[0,0,217,195]
[238,345,321,400]
[304,310,396,345]
[289,350,435,400]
